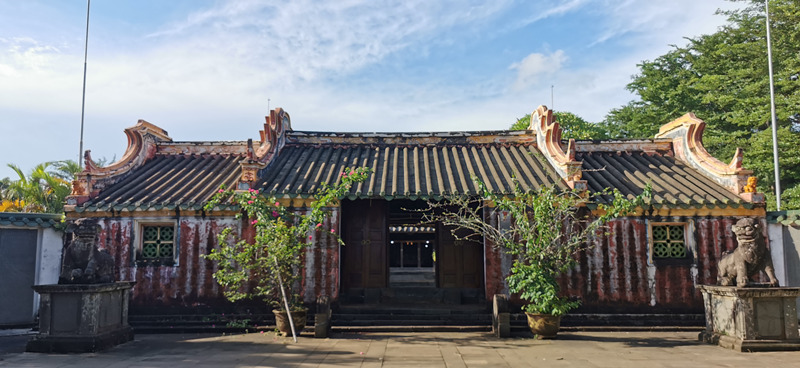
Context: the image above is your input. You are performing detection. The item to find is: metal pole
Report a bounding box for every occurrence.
[78,0,91,163]
[766,0,782,210]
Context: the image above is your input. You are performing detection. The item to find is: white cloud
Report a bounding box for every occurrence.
[509,50,567,91]
[0,0,744,179]
[147,0,511,83]
[590,0,737,48]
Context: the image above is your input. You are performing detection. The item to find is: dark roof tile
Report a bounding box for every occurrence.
[578,151,745,206]
[81,155,242,211]
[259,143,569,199]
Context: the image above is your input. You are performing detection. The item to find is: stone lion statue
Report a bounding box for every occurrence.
[59,218,116,284]
[717,217,778,287]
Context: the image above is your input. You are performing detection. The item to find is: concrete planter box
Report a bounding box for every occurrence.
[26,282,135,353]
[698,285,800,352]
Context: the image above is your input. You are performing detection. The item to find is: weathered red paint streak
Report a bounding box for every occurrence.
[483,210,505,300]
[92,212,759,313]
[300,211,343,303]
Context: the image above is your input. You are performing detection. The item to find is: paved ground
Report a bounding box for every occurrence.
[1,330,799,367]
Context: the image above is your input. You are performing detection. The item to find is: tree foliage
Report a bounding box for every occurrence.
[424,178,650,316]
[203,167,370,310]
[604,0,800,209]
[0,160,81,213]
[510,111,609,140]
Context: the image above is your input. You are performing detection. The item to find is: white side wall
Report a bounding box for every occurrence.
[32,227,63,319]
[768,223,788,286]
[769,222,800,319]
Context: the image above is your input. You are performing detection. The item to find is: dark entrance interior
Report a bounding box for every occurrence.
[340,199,484,304]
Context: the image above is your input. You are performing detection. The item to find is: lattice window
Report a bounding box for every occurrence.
[652,224,687,259]
[138,225,176,266]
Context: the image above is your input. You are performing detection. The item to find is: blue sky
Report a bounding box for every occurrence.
[1,0,740,179]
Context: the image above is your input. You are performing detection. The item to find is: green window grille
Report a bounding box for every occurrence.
[652,225,687,259]
[141,226,175,260]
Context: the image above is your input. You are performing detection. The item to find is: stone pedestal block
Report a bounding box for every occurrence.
[26,282,135,353]
[698,285,800,352]
[492,294,510,338]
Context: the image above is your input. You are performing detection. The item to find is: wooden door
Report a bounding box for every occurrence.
[437,224,483,288]
[341,199,387,289]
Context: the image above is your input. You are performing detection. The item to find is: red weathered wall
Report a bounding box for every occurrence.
[299,208,342,304]
[96,210,765,313]
[96,216,239,312]
[95,209,343,311]
[484,216,768,313]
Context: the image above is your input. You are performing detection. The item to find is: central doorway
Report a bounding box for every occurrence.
[388,200,436,287]
[340,199,484,303]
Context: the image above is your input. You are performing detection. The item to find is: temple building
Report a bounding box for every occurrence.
[64,105,766,314]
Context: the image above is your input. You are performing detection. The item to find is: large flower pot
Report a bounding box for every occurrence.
[525,313,562,339]
[273,309,307,336]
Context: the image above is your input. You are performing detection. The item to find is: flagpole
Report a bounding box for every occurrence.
[765,0,781,210]
[78,0,91,164]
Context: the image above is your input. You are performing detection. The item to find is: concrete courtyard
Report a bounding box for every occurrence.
[1,330,799,367]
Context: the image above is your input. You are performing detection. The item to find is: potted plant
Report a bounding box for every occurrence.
[427,178,649,338]
[204,167,370,337]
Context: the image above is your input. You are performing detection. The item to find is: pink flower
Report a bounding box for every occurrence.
[253,190,259,194]
[330,229,335,234]
[248,188,254,192]
[251,220,258,225]
[308,235,313,240]
[274,201,280,207]
[350,170,355,176]
[316,223,322,227]
[218,189,224,193]
[247,200,254,204]
[272,211,279,217]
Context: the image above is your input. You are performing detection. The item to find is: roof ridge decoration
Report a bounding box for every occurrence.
[654,112,763,203]
[255,108,292,162]
[66,120,173,208]
[239,108,293,191]
[529,105,586,191]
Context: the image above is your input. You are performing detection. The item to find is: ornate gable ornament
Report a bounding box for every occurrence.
[655,113,763,203]
[529,105,587,191]
[256,108,292,162]
[237,108,293,191]
[66,120,172,208]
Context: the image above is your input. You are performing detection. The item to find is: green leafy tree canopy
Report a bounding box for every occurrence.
[604,0,800,209]
[510,111,610,140]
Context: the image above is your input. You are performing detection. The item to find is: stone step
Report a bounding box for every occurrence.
[509,313,705,327]
[333,319,489,326]
[129,313,312,334]
[336,304,487,315]
[333,312,490,320]
[331,325,492,333]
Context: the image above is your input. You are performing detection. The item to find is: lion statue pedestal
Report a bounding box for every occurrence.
[698,218,800,352]
[26,219,135,353]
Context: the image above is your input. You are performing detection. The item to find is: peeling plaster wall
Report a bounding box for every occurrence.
[300,207,341,304]
[485,216,756,313]
[96,209,343,311]
[96,216,239,311]
[97,209,758,314]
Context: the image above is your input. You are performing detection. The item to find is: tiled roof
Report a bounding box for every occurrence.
[578,151,749,208]
[259,138,569,200]
[0,212,62,228]
[767,211,800,226]
[77,154,242,212]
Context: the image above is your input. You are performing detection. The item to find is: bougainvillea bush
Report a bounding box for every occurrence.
[204,167,370,310]
[426,178,650,316]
